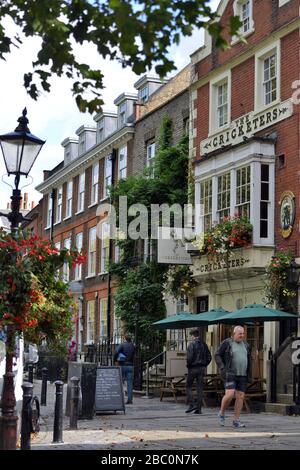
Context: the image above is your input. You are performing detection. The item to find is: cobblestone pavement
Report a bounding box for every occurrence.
[29,381,300,450]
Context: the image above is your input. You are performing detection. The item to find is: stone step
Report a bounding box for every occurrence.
[277,393,294,405]
[265,403,290,415]
[287,384,297,395]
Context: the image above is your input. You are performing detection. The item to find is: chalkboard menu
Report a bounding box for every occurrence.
[95,366,125,413]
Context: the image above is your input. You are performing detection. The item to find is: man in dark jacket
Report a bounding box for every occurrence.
[215,325,251,428]
[114,334,136,404]
[185,329,212,414]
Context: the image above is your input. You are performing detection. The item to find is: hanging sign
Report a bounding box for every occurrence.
[279,190,295,238]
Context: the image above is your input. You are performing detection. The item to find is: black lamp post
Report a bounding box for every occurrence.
[0,108,45,450]
[287,258,300,286]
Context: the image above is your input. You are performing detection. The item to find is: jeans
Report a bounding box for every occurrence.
[121,365,134,402]
[186,367,204,410]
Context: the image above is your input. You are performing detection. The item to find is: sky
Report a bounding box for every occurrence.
[0,0,220,208]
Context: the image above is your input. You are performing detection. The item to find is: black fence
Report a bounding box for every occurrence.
[82,336,165,390]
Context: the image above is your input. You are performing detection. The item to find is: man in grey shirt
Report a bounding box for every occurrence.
[215,325,251,428]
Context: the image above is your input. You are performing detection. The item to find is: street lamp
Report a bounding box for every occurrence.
[0,109,45,450]
[287,258,300,286]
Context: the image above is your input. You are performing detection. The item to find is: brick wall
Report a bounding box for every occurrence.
[132,90,189,175]
[195,0,299,80]
[192,8,300,255]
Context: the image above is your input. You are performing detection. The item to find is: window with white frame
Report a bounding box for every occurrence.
[100,222,110,273]
[88,226,97,276]
[99,298,108,339]
[236,166,251,218]
[210,72,231,133]
[198,158,274,246]
[56,186,62,223]
[118,102,126,127]
[47,193,53,227]
[86,300,95,343]
[77,172,85,212]
[217,82,228,128]
[217,172,231,221]
[241,1,250,33]
[200,179,212,231]
[263,53,277,106]
[91,163,99,205]
[113,312,122,344]
[139,85,149,103]
[75,232,83,280]
[118,146,127,180]
[255,43,280,111]
[66,181,73,218]
[104,156,112,198]
[233,0,254,38]
[63,238,71,282]
[146,142,156,177]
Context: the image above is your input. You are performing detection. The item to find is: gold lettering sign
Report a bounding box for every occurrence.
[200,99,293,155]
[195,257,250,273]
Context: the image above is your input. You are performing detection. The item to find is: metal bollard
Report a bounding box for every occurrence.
[28,362,34,383]
[53,380,64,443]
[41,367,48,406]
[21,382,33,450]
[69,376,80,430]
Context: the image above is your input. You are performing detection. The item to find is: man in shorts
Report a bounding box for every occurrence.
[215,325,251,428]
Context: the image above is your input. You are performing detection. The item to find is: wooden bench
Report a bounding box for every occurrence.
[159,374,224,406]
[159,376,186,403]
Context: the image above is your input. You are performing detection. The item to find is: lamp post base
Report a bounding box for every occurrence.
[0,414,18,450]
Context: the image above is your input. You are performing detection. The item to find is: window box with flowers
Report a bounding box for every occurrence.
[263,250,296,308]
[193,216,253,262]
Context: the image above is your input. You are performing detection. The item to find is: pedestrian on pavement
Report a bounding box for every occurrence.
[215,325,251,428]
[186,329,212,414]
[114,334,136,404]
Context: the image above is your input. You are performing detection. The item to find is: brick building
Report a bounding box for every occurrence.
[189,0,300,380]
[34,68,191,355]
[132,66,190,176]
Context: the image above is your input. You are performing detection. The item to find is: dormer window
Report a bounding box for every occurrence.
[233,0,254,39]
[139,85,149,103]
[118,102,126,127]
[241,1,250,33]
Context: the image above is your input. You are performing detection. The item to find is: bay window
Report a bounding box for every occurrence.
[197,153,275,246]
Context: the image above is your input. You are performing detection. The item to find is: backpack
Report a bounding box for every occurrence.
[117,352,126,362]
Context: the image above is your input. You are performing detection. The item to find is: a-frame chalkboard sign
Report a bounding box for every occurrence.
[95,366,125,414]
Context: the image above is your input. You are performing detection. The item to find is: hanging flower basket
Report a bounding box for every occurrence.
[264,249,296,307]
[0,229,85,354]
